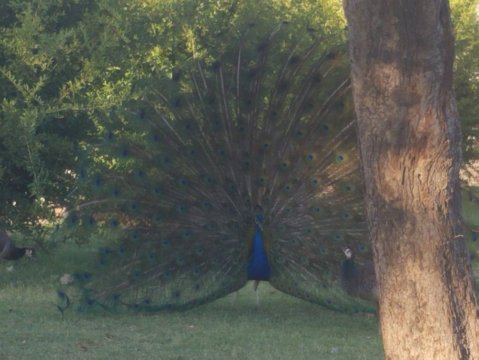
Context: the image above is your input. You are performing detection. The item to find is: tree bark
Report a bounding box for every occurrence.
[342,0,479,358]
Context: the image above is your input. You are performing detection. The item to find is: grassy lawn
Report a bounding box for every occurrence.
[1,187,477,359]
[0,245,383,360]
[463,187,479,280]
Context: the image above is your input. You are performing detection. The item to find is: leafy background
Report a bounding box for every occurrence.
[0,0,477,242]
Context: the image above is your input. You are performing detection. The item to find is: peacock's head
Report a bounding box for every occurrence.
[24,247,35,259]
[254,205,265,225]
[255,214,265,224]
[343,247,353,259]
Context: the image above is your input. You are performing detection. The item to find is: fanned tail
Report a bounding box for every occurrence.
[57,23,373,313]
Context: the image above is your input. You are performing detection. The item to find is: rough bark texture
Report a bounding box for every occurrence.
[342,0,479,358]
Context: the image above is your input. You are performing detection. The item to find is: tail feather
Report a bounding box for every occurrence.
[57,23,373,312]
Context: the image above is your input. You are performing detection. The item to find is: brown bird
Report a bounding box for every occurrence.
[0,231,35,260]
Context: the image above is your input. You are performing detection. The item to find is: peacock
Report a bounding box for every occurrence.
[57,23,376,313]
[341,248,377,304]
[0,230,35,260]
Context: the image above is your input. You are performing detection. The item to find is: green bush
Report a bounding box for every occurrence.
[1,0,478,241]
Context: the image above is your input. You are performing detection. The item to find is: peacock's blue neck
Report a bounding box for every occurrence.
[247,224,271,281]
[341,258,356,281]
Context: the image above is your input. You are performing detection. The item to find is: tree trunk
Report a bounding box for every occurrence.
[342,0,479,358]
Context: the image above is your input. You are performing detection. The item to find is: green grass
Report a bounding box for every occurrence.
[0,246,383,360]
[463,187,479,280]
[2,187,479,359]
